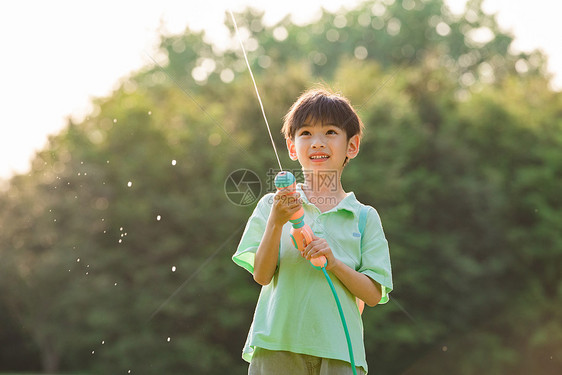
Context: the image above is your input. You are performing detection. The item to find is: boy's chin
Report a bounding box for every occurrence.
[302,165,341,173]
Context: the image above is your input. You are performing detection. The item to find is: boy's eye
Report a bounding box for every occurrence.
[299,130,311,136]
[326,129,338,135]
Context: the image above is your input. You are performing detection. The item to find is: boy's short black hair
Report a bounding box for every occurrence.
[281,87,364,140]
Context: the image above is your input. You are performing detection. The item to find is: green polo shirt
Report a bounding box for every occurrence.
[233,184,393,374]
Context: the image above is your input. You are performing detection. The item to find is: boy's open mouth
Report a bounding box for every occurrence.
[310,153,330,161]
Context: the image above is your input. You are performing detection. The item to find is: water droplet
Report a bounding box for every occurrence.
[156,215,161,221]
[171,159,176,166]
[118,239,122,243]
[148,111,152,115]
[77,258,80,262]
[172,266,176,272]
[120,227,124,231]
[101,340,105,345]
[167,337,171,342]
[92,350,95,354]
[113,118,117,123]
[127,181,132,187]
[114,282,118,286]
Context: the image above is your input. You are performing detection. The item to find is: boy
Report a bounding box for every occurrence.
[233,88,393,374]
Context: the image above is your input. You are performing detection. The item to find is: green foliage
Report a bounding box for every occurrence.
[1,1,561,373]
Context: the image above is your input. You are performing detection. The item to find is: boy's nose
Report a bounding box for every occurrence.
[311,136,326,148]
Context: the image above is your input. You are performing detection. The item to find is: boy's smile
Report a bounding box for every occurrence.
[309,151,330,162]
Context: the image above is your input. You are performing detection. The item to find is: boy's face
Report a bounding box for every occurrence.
[286,118,360,173]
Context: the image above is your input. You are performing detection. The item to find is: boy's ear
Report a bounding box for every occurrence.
[346,135,360,160]
[286,138,298,161]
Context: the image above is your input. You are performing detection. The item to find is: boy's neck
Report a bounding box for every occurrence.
[300,170,347,210]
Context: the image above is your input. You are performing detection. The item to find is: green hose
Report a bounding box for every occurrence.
[321,267,358,375]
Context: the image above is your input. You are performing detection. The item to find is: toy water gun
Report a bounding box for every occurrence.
[274,171,327,269]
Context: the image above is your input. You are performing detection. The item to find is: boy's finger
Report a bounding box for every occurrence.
[276,189,296,196]
[291,198,303,208]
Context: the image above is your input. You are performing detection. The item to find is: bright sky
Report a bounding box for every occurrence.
[1,0,561,179]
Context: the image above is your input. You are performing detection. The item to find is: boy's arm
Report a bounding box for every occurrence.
[252,216,283,285]
[330,260,382,307]
[253,190,302,285]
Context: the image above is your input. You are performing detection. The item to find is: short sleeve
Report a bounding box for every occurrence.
[358,207,393,304]
[232,194,273,274]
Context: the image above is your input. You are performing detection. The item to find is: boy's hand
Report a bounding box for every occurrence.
[303,235,338,270]
[270,189,302,226]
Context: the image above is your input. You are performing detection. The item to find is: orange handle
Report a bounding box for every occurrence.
[300,224,327,269]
